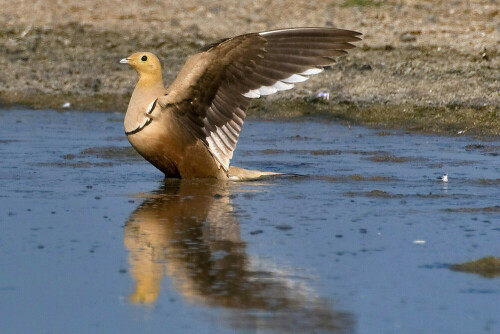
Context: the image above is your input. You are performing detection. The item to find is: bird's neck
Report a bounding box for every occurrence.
[135,72,165,93]
[124,73,166,132]
[129,73,165,108]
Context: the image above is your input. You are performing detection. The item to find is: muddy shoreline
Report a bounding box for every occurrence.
[1,0,499,137]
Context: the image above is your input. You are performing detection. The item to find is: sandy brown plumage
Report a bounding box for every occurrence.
[121,27,361,180]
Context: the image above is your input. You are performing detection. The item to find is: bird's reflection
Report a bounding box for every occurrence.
[124,179,353,332]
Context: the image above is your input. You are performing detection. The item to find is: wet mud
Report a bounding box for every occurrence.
[451,257,500,279]
[0,0,499,136]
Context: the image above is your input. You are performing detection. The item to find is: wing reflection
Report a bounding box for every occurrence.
[124,179,353,332]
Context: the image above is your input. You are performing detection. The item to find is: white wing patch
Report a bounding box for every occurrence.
[282,74,307,83]
[243,89,260,98]
[272,81,295,90]
[204,123,235,171]
[258,28,318,36]
[301,68,324,75]
[146,99,157,115]
[242,68,324,99]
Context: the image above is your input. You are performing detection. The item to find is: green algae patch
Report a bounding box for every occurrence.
[444,206,500,213]
[316,174,397,182]
[345,190,403,198]
[33,161,114,168]
[259,149,342,156]
[247,99,500,138]
[450,257,500,278]
[79,146,142,161]
[477,179,500,186]
[345,190,448,199]
[364,154,425,163]
[30,146,142,169]
[347,174,394,182]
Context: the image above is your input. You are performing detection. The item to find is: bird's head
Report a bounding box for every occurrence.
[120,52,162,78]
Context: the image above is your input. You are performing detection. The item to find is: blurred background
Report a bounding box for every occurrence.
[1,0,499,135]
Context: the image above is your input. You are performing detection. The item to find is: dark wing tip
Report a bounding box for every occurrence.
[199,28,362,53]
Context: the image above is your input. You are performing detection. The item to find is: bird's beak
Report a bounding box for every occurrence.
[120,58,130,64]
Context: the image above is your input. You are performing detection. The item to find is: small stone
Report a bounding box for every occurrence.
[400,33,417,42]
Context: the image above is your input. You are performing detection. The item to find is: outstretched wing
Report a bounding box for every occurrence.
[157,28,361,171]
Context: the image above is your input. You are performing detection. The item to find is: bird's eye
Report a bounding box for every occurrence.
[141,55,148,61]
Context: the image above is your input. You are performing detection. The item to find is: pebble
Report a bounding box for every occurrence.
[400,33,417,42]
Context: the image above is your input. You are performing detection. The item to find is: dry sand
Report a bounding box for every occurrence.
[0,0,499,136]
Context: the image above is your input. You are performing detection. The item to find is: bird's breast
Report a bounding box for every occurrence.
[127,117,227,179]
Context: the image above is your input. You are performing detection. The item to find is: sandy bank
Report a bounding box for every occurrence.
[0,0,499,136]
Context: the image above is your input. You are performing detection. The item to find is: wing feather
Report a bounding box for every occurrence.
[158,28,361,170]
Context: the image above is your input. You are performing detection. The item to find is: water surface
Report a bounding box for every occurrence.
[1,109,499,333]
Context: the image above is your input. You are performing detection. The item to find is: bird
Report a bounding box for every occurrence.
[120,27,361,180]
[438,173,448,182]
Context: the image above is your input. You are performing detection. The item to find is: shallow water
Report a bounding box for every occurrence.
[1,108,499,334]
